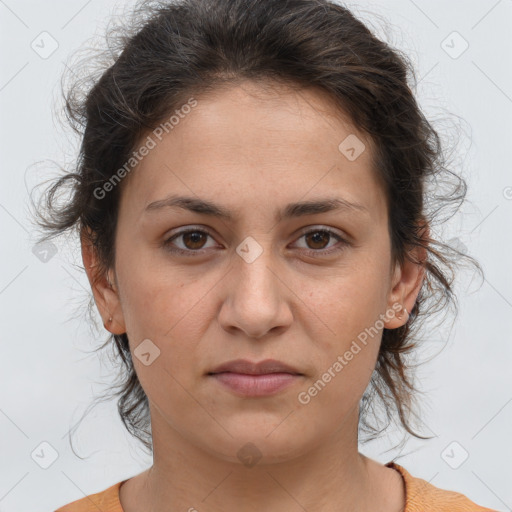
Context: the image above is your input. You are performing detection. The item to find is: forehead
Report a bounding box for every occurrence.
[118,80,387,224]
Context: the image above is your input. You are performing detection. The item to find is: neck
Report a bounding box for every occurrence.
[129,406,397,512]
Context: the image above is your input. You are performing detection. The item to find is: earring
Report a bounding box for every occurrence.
[398,307,408,319]
[108,316,113,323]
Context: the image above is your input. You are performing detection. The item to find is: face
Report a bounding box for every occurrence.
[84,80,424,465]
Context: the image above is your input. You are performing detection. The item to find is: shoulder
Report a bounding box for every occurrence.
[54,480,125,512]
[386,462,498,512]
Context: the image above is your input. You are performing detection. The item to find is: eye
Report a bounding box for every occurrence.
[292,227,349,257]
[162,226,350,257]
[163,227,217,256]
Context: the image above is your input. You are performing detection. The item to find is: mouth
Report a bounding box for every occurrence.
[207,359,304,397]
[207,358,303,376]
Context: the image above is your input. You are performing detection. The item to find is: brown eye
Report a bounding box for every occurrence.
[293,227,350,257]
[304,230,331,250]
[163,228,216,255]
[181,231,208,250]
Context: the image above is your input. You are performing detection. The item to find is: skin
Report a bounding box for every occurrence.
[82,79,427,512]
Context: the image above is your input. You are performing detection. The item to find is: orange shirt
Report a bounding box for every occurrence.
[54,461,498,511]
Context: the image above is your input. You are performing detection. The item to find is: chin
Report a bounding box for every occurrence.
[195,422,322,467]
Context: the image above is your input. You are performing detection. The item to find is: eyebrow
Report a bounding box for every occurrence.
[144,194,369,221]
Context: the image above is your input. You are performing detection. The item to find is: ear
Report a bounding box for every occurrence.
[383,224,429,329]
[81,228,126,335]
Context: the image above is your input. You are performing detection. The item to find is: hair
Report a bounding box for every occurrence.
[32,0,483,456]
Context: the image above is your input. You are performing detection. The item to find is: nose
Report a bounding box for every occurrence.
[217,241,293,339]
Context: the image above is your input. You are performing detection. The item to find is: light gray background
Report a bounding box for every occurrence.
[1,0,511,511]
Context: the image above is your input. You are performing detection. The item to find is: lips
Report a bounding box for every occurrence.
[207,359,303,397]
[208,358,303,376]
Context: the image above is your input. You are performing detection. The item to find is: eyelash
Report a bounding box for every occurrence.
[162,226,350,258]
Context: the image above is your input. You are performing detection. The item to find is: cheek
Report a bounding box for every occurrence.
[120,273,214,421]
[295,257,387,395]
[116,268,226,409]
[116,245,211,340]
[300,257,389,342]
[294,303,381,429]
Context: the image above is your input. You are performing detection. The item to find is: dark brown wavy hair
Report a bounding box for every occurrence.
[31,0,483,456]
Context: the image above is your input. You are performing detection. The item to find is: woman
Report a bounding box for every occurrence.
[37,0,496,510]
